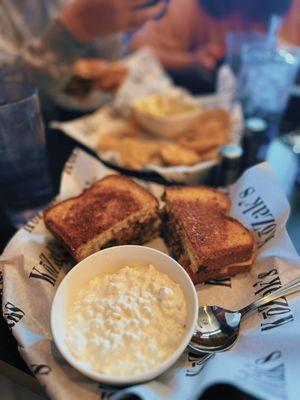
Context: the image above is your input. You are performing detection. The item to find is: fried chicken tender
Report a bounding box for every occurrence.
[200,148,220,161]
[97,122,140,152]
[97,108,230,169]
[194,108,231,134]
[120,138,162,169]
[179,134,226,154]
[72,58,128,93]
[97,134,121,152]
[160,143,201,166]
[178,109,231,154]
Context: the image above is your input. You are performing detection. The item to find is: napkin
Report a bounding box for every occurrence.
[1,148,300,400]
[51,54,243,184]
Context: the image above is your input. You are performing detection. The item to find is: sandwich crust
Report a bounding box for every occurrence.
[171,203,254,269]
[44,175,160,261]
[163,186,231,213]
[163,185,255,283]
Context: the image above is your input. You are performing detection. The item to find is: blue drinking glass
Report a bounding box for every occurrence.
[0,81,53,227]
[238,44,299,121]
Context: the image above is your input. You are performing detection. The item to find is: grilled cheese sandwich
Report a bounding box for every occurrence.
[44,175,161,262]
[163,186,256,283]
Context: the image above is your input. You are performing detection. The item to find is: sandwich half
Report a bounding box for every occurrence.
[163,186,256,283]
[44,175,161,262]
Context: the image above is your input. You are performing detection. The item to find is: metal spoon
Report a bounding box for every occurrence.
[188,276,300,354]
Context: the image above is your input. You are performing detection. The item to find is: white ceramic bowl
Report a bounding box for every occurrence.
[132,93,202,138]
[51,245,198,385]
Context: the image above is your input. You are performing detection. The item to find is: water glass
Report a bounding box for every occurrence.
[0,81,53,227]
[226,31,266,76]
[238,44,299,121]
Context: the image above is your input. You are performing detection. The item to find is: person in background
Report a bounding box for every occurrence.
[0,0,167,101]
[280,0,300,47]
[131,0,296,94]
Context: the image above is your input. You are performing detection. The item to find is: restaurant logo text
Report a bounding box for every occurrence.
[238,186,276,249]
[254,268,294,332]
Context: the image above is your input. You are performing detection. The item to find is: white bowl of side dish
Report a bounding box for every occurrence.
[131,92,203,138]
[51,245,198,385]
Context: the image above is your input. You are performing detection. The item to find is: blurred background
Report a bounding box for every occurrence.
[0,1,300,399]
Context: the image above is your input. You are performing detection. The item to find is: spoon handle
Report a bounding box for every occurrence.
[239,276,300,318]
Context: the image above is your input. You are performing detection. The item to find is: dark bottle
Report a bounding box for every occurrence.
[213,145,243,187]
[242,117,268,170]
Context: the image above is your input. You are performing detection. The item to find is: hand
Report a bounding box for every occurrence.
[193,43,225,72]
[60,0,167,42]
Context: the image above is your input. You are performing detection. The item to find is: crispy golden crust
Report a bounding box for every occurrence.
[164,214,254,283]
[162,185,255,282]
[181,258,252,283]
[197,108,231,137]
[163,185,231,213]
[44,175,160,260]
[178,135,226,155]
[119,138,163,169]
[97,134,122,152]
[178,109,230,154]
[95,108,231,169]
[200,148,220,161]
[97,123,140,152]
[172,203,254,268]
[159,143,201,166]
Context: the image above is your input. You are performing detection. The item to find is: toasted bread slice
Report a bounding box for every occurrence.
[163,186,231,213]
[163,185,255,283]
[183,254,255,283]
[44,175,161,262]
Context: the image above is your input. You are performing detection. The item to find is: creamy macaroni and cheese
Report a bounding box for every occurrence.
[133,93,200,117]
[66,264,187,377]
